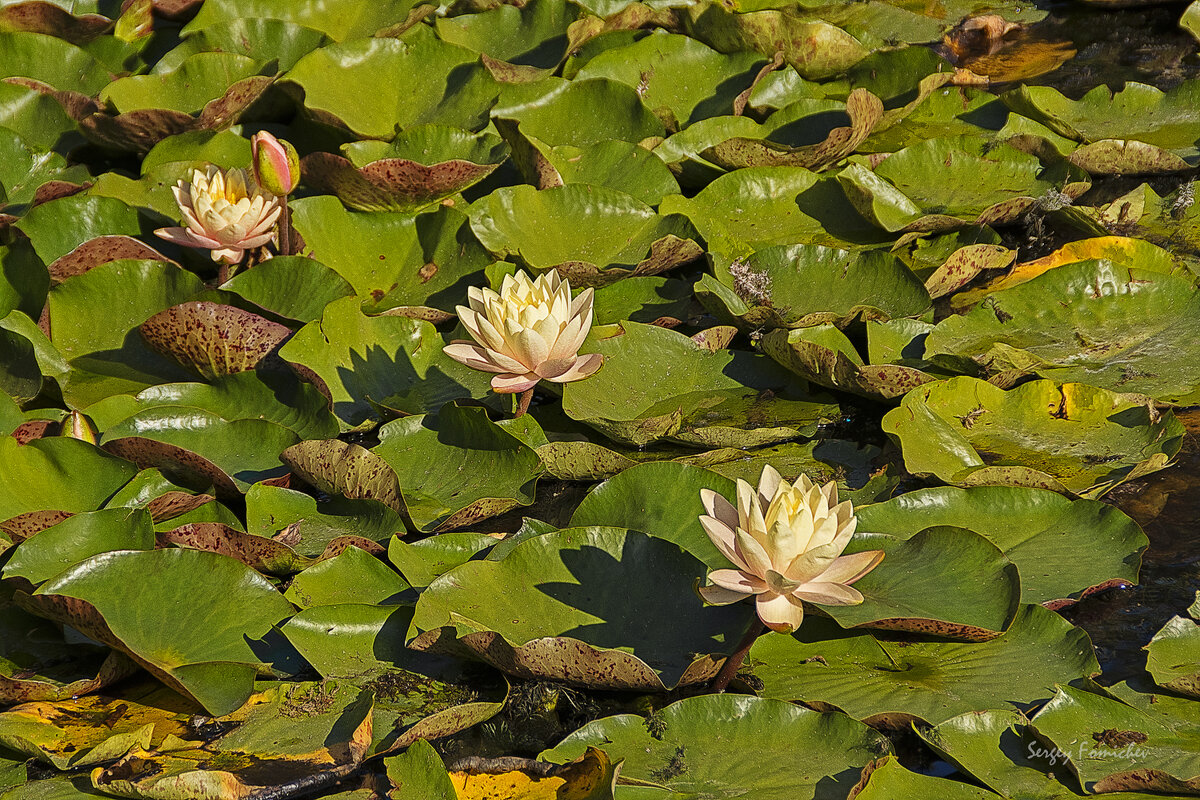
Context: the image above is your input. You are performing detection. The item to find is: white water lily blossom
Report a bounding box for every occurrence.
[698,465,885,633]
[443,270,602,394]
[154,166,283,264]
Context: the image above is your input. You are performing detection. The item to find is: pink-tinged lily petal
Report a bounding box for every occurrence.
[756,464,782,509]
[756,592,805,633]
[699,583,753,606]
[546,352,602,384]
[700,515,748,571]
[815,549,885,585]
[210,246,245,264]
[491,373,540,393]
[251,130,300,195]
[792,582,864,606]
[734,528,771,578]
[154,226,221,250]
[709,568,767,595]
[781,540,842,583]
[442,343,513,374]
[700,488,739,531]
[533,357,577,380]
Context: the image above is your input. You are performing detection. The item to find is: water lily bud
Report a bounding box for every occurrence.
[63,411,97,445]
[697,465,885,634]
[251,130,301,196]
[154,166,283,264]
[443,270,602,394]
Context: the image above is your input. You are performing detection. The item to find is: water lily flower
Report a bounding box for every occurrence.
[251,130,301,196]
[698,465,885,633]
[154,166,283,264]
[443,270,602,395]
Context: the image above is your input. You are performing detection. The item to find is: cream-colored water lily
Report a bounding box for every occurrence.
[698,465,885,633]
[154,166,283,264]
[443,270,602,394]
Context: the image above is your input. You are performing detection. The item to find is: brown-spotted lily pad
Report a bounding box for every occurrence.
[46,236,172,285]
[157,522,314,576]
[281,439,402,513]
[139,302,293,380]
[408,527,755,690]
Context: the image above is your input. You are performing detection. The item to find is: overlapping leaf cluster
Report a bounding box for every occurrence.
[1,0,1199,798]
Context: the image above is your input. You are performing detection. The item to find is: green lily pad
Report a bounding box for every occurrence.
[219,255,355,324]
[1146,592,1200,698]
[24,548,296,715]
[468,184,701,287]
[569,460,738,570]
[408,526,755,690]
[838,136,1089,233]
[508,135,681,205]
[883,377,1185,498]
[284,545,409,609]
[0,128,89,213]
[750,604,1100,726]
[372,403,541,532]
[283,27,495,138]
[1004,80,1200,161]
[183,0,419,41]
[1,596,134,706]
[859,485,1147,607]
[925,258,1200,405]
[45,258,205,407]
[435,0,579,68]
[682,4,868,80]
[590,275,695,326]
[17,196,143,266]
[495,77,665,148]
[762,324,940,401]
[388,532,498,590]
[1029,684,1200,795]
[101,52,265,115]
[245,483,403,557]
[278,295,494,429]
[157,18,331,73]
[3,507,154,587]
[541,693,889,798]
[99,408,299,494]
[851,756,996,800]
[84,371,339,442]
[0,79,77,152]
[289,197,493,313]
[700,244,930,331]
[0,436,137,520]
[0,31,111,95]
[659,166,887,256]
[561,321,836,446]
[573,31,764,127]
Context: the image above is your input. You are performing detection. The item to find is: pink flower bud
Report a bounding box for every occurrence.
[251,131,300,196]
[63,411,98,445]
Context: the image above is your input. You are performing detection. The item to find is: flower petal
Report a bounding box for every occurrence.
[734,528,771,579]
[443,342,511,374]
[700,516,748,571]
[699,584,751,605]
[756,592,805,633]
[491,373,540,393]
[709,568,767,594]
[701,489,739,530]
[816,550,884,585]
[792,582,864,606]
[545,352,602,384]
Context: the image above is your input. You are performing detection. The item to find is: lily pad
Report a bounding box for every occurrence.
[388,532,498,590]
[284,545,409,609]
[245,484,403,557]
[138,301,292,381]
[750,605,1100,726]
[495,77,665,148]
[562,321,837,446]
[857,485,1147,607]
[372,403,541,532]
[304,126,509,212]
[277,295,494,429]
[219,255,355,324]
[99,408,299,494]
[881,377,1184,498]
[926,258,1200,405]
[1029,684,1200,795]
[468,184,701,287]
[288,197,493,313]
[0,436,137,520]
[183,0,419,41]
[1145,592,1200,698]
[3,507,155,587]
[699,244,931,331]
[541,693,890,799]
[24,548,297,715]
[838,136,1089,233]
[408,526,755,690]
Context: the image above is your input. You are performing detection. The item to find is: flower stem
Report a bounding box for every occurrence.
[514,388,535,418]
[710,619,765,693]
[278,202,295,256]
